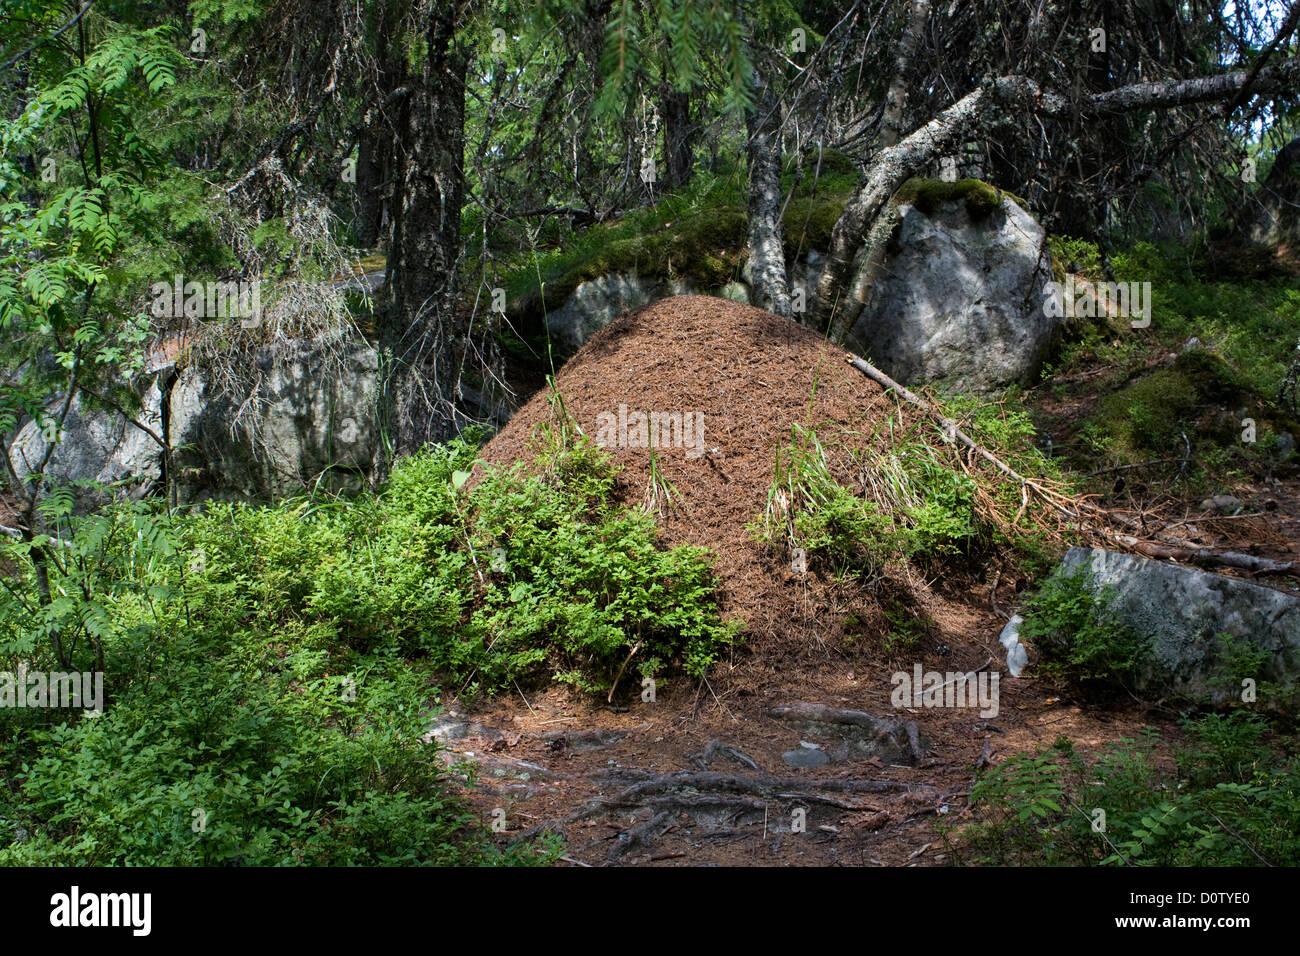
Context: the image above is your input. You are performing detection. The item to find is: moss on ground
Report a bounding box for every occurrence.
[1082,349,1298,477]
[783,148,860,181]
[1042,238,1300,401]
[1091,351,1238,459]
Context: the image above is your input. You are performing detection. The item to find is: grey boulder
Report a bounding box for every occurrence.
[846,196,1059,393]
[8,378,166,506]
[169,340,381,502]
[1057,546,1300,706]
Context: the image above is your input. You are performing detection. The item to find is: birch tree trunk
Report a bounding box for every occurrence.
[880,0,929,149]
[835,0,928,343]
[816,84,988,340]
[745,73,790,317]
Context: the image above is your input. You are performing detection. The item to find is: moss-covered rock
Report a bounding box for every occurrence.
[846,186,1057,393]
[892,177,1027,219]
[507,153,860,321]
[511,207,749,317]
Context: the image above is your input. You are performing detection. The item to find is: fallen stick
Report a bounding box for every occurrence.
[1112,535,1300,580]
[1164,512,1268,527]
[845,354,1080,520]
[845,353,1297,581]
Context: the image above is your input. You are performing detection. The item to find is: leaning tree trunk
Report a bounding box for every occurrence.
[745,73,790,317]
[813,59,1300,340]
[838,0,930,343]
[380,3,468,458]
[815,85,988,340]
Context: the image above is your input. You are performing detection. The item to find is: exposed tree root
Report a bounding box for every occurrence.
[510,767,934,848]
[607,771,927,806]
[691,738,763,772]
[607,810,674,862]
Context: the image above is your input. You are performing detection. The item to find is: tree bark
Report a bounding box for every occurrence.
[380,2,468,457]
[353,0,407,249]
[745,73,790,317]
[661,86,694,191]
[355,126,391,249]
[880,0,929,149]
[1055,0,1117,241]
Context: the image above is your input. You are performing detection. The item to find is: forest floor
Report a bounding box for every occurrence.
[433,295,1300,866]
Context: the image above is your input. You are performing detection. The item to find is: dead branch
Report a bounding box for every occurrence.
[843,351,1295,581]
[1111,535,1300,580]
[845,353,1082,522]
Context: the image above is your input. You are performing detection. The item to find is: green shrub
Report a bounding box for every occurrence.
[1017,565,1149,696]
[1,657,534,866]
[0,498,549,866]
[1047,235,1104,277]
[463,437,741,692]
[1,427,737,863]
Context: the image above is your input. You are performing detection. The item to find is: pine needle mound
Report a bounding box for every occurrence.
[479,295,1062,656]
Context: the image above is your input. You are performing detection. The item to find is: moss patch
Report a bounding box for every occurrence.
[784,148,860,181]
[509,206,750,316]
[1089,350,1262,461]
[782,196,848,258]
[1042,238,1300,402]
[893,177,1027,219]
